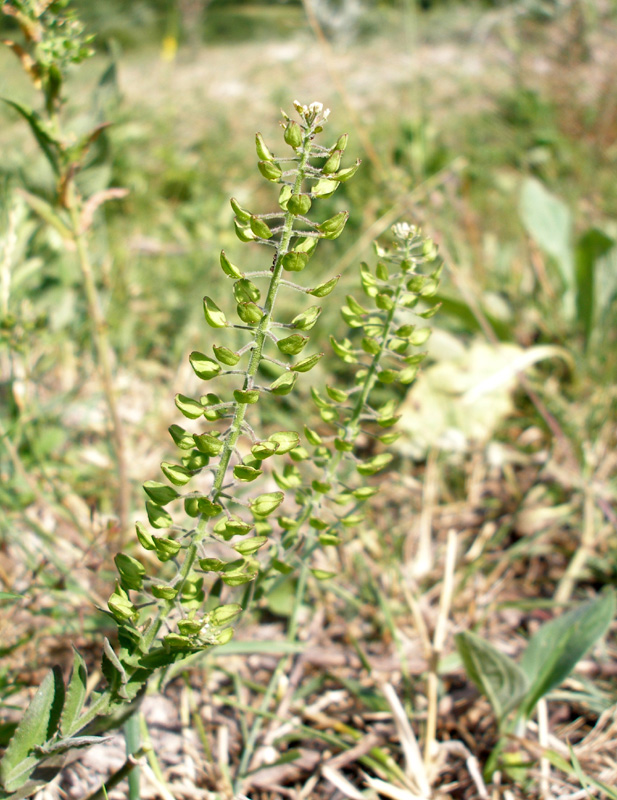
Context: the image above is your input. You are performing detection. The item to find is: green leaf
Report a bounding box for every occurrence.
[175,394,204,419]
[17,189,72,241]
[268,431,300,454]
[220,250,243,279]
[282,251,309,272]
[293,353,323,372]
[0,667,64,792]
[519,590,616,721]
[519,177,574,297]
[59,649,87,738]
[115,553,145,591]
[3,100,59,176]
[189,352,221,380]
[455,631,528,724]
[269,371,297,395]
[233,536,268,555]
[203,296,227,328]
[575,229,614,345]
[250,492,284,518]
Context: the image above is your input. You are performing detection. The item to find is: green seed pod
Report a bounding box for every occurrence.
[294,236,318,256]
[361,337,380,355]
[203,296,227,328]
[332,159,361,182]
[213,345,241,366]
[323,149,342,174]
[268,430,300,454]
[377,369,398,384]
[277,333,308,355]
[210,603,243,624]
[175,393,204,419]
[304,425,322,445]
[161,461,193,486]
[136,521,155,550]
[234,389,260,404]
[234,464,263,482]
[278,184,292,210]
[189,351,221,380]
[255,132,274,161]
[293,352,323,372]
[287,193,311,216]
[317,211,349,240]
[194,432,223,456]
[153,536,182,562]
[335,133,349,151]
[376,261,389,281]
[376,292,395,311]
[197,497,223,517]
[251,441,279,459]
[291,305,322,330]
[250,491,284,518]
[326,385,348,402]
[237,301,263,325]
[220,250,243,278]
[143,480,179,506]
[309,275,339,297]
[269,371,297,395]
[249,215,273,239]
[181,450,209,470]
[230,197,251,223]
[234,219,257,242]
[330,336,357,364]
[151,584,178,600]
[282,251,309,272]
[311,178,339,198]
[169,424,195,449]
[258,160,282,182]
[233,278,261,303]
[357,452,393,476]
[284,120,303,148]
[146,501,172,529]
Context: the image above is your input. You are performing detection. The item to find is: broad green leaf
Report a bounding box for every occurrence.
[575,229,614,346]
[519,177,574,302]
[60,649,88,737]
[455,631,528,724]
[519,590,615,720]
[0,667,64,792]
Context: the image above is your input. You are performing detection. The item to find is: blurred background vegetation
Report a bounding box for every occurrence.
[1,0,616,794]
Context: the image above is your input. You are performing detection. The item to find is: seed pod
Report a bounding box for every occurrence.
[282,251,309,272]
[287,194,311,216]
[284,120,303,148]
[317,211,348,240]
[249,215,273,239]
[203,296,227,328]
[255,132,274,161]
[230,197,251,223]
[220,250,243,278]
[237,301,263,324]
[323,149,342,174]
[258,160,282,182]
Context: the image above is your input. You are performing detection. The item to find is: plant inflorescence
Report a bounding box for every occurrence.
[0,98,444,798]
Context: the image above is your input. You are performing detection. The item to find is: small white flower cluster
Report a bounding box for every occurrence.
[392,222,418,240]
[293,100,331,126]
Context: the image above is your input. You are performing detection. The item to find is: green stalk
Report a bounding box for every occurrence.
[210,129,313,505]
[68,198,130,536]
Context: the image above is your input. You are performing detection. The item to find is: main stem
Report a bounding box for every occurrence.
[69,197,130,537]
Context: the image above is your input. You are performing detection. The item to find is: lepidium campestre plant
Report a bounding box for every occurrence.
[0,101,442,799]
